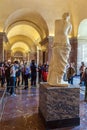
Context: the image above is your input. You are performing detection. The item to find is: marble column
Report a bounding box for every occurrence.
[26,52,28,61]
[7,50,11,61]
[69,37,78,64]
[69,37,78,74]
[48,36,54,64]
[39,50,43,64]
[37,48,39,65]
[4,49,7,61]
[0,33,4,62]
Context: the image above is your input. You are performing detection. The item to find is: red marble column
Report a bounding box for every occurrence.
[69,37,78,65]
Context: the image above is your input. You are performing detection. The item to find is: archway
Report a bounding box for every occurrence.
[13,51,24,62]
[77,19,87,73]
[3,8,49,63]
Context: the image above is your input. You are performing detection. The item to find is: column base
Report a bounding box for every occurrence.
[39,109,80,129]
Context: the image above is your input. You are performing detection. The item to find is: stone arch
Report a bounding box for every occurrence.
[78,19,87,39]
[4,8,49,39]
[77,19,87,73]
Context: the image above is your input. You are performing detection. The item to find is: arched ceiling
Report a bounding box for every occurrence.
[12,48,26,54]
[7,24,41,52]
[7,24,41,41]
[0,7,49,53]
[4,9,49,38]
[67,0,87,36]
[0,0,87,53]
[7,35,36,51]
[11,42,29,52]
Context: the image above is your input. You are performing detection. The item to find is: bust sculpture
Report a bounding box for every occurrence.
[47,12,72,86]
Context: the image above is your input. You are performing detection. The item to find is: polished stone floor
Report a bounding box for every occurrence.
[0,77,87,130]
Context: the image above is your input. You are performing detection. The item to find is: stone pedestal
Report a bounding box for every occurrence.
[39,83,80,129]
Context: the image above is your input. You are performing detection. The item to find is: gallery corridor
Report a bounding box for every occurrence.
[0,77,87,130]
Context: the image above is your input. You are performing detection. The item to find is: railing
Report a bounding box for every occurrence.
[0,86,7,121]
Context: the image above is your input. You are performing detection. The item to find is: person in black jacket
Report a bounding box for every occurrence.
[5,62,11,92]
[30,60,37,87]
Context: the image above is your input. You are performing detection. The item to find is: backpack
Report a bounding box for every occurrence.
[31,64,37,73]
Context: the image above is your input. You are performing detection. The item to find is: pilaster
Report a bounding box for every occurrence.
[69,37,78,65]
[48,36,54,63]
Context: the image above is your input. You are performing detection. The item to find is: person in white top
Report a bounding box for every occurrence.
[10,61,18,96]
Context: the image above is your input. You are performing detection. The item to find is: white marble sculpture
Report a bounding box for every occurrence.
[47,12,72,86]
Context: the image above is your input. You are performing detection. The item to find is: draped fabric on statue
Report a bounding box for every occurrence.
[47,44,71,85]
[47,13,72,86]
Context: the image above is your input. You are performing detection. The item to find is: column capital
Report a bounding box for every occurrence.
[39,37,48,45]
[69,37,78,42]
[0,32,8,42]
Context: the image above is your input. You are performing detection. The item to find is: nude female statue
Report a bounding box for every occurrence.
[47,12,72,86]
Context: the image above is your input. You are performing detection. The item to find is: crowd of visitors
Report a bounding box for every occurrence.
[64,61,87,101]
[0,60,49,97]
[1,59,87,100]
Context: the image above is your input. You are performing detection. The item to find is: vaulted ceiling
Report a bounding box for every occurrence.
[0,0,87,53]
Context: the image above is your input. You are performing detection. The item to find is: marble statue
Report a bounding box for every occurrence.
[47,12,72,86]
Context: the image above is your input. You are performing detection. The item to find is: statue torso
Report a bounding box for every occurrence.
[54,20,71,45]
